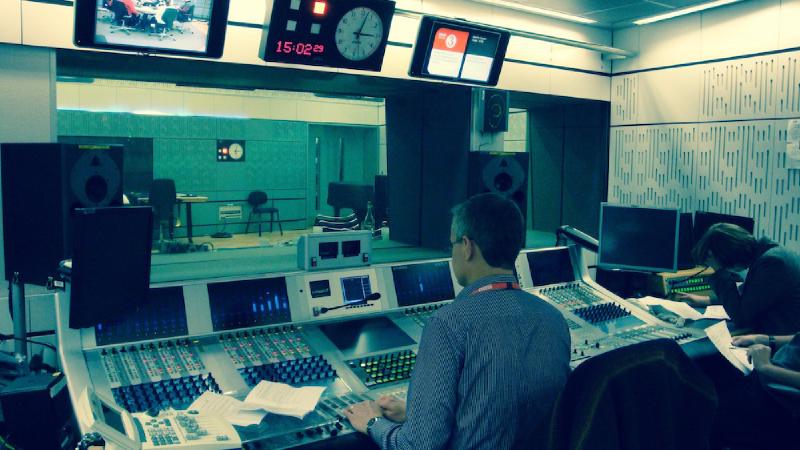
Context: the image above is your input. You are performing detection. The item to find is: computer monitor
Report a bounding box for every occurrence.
[677,212,695,270]
[693,211,755,247]
[526,248,576,287]
[598,204,680,273]
[391,261,455,307]
[73,0,230,58]
[69,206,153,329]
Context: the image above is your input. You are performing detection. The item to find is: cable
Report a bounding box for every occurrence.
[668,265,711,285]
[0,335,56,352]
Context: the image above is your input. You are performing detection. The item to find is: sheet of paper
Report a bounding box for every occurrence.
[189,391,266,426]
[637,296,703,320]
[705,321,753,375]
[702,305,731,320]
[245,381,326,419]
[787,119,800,170]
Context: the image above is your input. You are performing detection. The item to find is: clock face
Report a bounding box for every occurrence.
[335,7,384,61]
[229,143,244,160]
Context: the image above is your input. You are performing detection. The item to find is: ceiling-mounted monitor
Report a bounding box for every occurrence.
[408,16,511,86]
[262,0,396,71]
[74,0,230,58]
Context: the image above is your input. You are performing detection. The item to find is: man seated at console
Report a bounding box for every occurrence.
[677,223,800,334]
[343,193,571,449]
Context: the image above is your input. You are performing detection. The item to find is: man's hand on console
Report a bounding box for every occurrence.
[343,400,384,434]
[377,395,407,422]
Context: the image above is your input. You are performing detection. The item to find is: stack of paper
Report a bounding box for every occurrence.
[637,296,703,320]
[188,391,266,426]
[244,381,326,420]
[705,321,753,375]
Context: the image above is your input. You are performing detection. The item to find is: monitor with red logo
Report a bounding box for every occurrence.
[409,16,510,86]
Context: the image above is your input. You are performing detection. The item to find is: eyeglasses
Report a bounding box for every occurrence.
[447,236,465,251]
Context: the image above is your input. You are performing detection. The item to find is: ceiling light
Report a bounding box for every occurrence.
[633,0,741,25]
[473,0,597,24]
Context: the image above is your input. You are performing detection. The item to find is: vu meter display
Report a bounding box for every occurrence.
[409,16,510,86]
[262,0,395,71]
[208,277,292,331]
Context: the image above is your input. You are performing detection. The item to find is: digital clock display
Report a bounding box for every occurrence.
[262,0,395,71]
[275,41,326,56]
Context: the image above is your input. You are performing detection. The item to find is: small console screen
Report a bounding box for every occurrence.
[319,242,338,259]
[527,248,576,287]
[320,317,416,359]
[392,261,455,307]
[309,280,331,298]
[341,275,372,303]
[94,287,188,346]
[208,277,292,331]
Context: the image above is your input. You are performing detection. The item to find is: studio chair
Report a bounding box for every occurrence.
[547,339,718,450]
[109,0,135,34]
[149,179,177,246]
[152,7,179,40]
[245,191,282,236]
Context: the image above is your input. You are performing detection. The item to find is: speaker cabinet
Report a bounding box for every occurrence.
[468,151,528,227]
[479,89,509,133]
[1,143,123,285]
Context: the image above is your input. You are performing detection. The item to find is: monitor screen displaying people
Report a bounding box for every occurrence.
[74,0,229,58]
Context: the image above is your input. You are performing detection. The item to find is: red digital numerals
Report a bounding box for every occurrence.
[275,41,325,56]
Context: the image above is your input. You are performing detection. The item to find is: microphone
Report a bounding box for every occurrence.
[314,292,381,316]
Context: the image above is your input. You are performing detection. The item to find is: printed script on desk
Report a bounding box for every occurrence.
[189,391,266,426]
[244,381,326,419]
[705,321,753,375]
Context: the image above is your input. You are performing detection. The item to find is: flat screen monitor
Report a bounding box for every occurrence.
[74,0,230,58]
[69,206,153,329]
[693,211,755,246]
[598,204,680,273]
[94,287,187,346]
[319,317,415,359]
[677,212,695,269]
[392,261,455,307]
[526,248,575,287]
[208,276,292,331]
[408,16,510,86]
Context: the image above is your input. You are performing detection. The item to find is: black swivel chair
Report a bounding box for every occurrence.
[149,179,177,245]
[245,191,282,236]
[109,0,136,33]
[547,339,718,450]
[152,7,179,40]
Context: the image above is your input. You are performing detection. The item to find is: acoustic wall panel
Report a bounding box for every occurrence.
[608,126,696,211]
[699,57,778,121]
[695,122,773,237]
[777,53,800,117]
[771,120,800,251]
[611,74,638,126]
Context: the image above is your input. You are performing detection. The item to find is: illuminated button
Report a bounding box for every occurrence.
[313,1,327,15]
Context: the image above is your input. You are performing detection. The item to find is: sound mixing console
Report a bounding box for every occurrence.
[59,248,706,449]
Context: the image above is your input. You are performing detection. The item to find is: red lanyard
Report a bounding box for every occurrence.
[470,281,520,297]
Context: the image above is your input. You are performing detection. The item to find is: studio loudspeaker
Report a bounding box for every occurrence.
[1,143,123,285]
[479,89,509,133]
[468,151,528,228]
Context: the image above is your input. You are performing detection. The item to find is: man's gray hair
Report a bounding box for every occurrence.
[451,193,525,270]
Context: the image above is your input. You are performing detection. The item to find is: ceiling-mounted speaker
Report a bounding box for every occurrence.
[480,88,509,133]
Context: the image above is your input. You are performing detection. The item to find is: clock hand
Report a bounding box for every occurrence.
[355,14,369,36]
